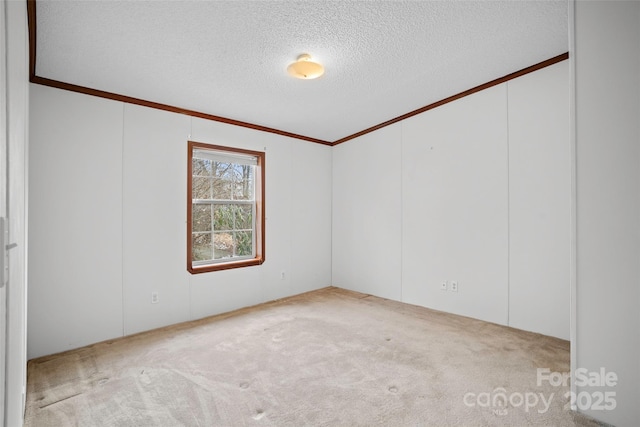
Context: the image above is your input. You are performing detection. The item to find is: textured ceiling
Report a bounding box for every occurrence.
[34,0,568,143]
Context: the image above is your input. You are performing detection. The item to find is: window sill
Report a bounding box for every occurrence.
[188,256,264,274]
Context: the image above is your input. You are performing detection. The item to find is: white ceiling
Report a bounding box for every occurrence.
[34,0,568,143]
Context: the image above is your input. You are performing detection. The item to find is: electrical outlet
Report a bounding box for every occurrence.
[151,292,159,304]
[280,271,286,280]
[440,281,448,291]
[450,281,458,292]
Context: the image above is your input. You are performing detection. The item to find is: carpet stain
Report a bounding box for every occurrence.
[252,409,265,420]
[38,392,83,409]
[95,378,109,386]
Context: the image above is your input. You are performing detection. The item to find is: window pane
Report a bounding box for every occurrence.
[193,177,212,200]
[192,204,212,232]
[192,158,212,176]
[213,204,234,231]
[235,231,253,256]
[213,232,233,259]
[214,162,234,179]
[234,205,253,230]
[234,165,254,201]
[212,178,232,200]
[192,233,212,261]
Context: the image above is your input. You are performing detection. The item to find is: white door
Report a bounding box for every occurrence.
[0,0,8,423]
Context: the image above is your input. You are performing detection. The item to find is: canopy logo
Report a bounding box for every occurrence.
[462,367,618,416]
[463,388,554,415]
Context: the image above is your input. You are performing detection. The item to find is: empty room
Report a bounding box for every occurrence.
[2,1,639,426]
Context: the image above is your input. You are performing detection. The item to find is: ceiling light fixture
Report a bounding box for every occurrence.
[287,54,324,80]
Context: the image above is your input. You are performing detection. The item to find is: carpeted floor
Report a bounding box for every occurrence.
[25,287,605,426]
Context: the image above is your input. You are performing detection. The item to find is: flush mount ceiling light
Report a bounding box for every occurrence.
[287,54,325,80]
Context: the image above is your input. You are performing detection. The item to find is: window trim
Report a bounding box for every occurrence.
[187,141,265,273]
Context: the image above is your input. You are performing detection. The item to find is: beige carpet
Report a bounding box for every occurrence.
[25,287,605,426]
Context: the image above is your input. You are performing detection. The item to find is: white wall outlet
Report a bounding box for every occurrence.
[151,292,159,304]
[280,271,285,280]
[440,281,448,291]
[450,281,458,292]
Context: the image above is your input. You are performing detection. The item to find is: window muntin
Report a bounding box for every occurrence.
[188,141,265,273]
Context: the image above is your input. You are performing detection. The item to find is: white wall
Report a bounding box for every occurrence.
[333,61,570,338]
[28,85,332,359]
[332,124,402,301]
[574,2,640,425]
[122,104,191,335]
[508,62,570,339]
[402,84,509,326]
[4,1,30,426]
[29,87,124,358]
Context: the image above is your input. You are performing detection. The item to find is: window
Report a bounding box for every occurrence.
[187,141,265,273]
